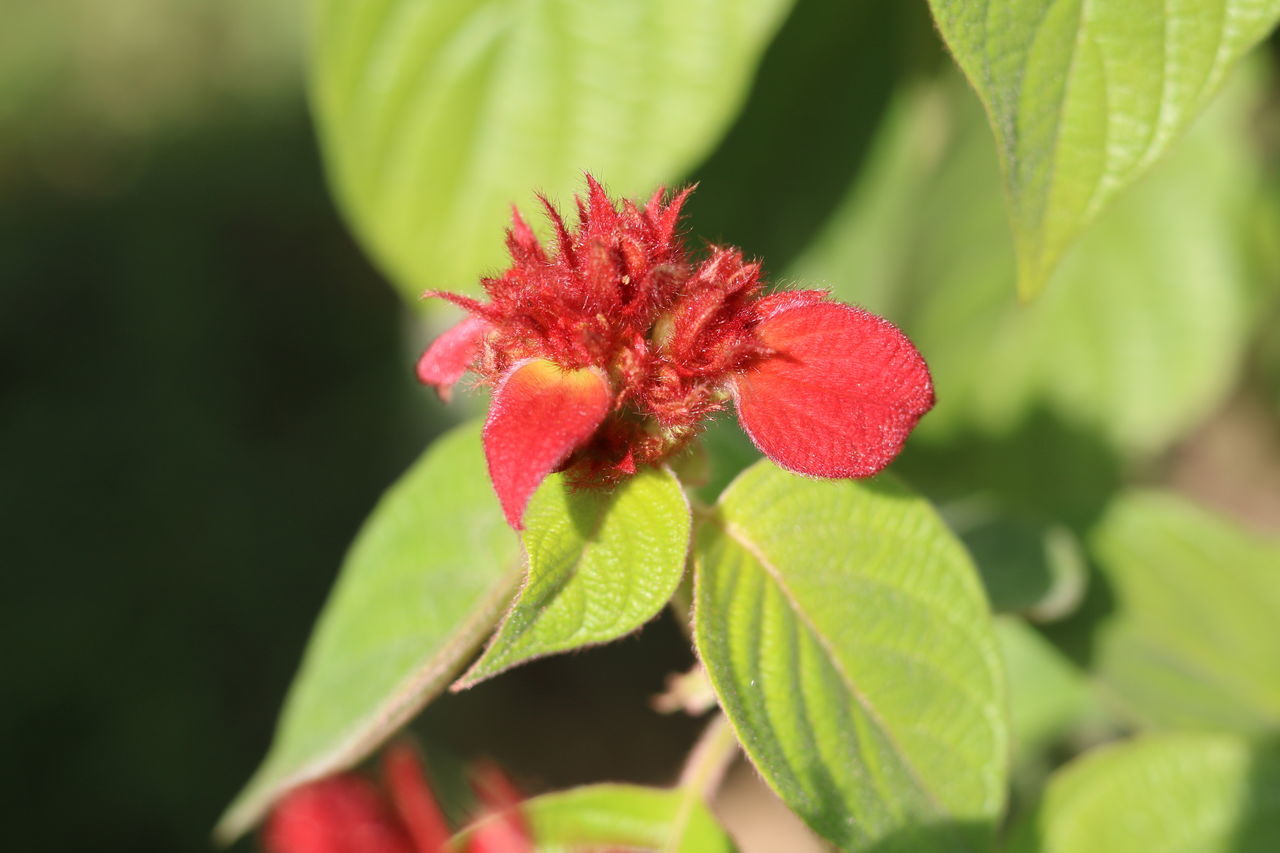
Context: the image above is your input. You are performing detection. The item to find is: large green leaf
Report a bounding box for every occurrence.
[920,72,1258,457]
[928,0,1280,299]
[799,72,1258,461]
[453,783,738,852]
[216,421,522,841]
[310,0,793,304]
[693,461,1008,851]
[996,617,1090,764]
[458,466,690,686]
[1007,733,1280,852]
[1050,490,1280,734]
[948,508,1088,622]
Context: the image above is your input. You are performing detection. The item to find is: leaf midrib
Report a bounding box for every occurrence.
[488,496,613,665]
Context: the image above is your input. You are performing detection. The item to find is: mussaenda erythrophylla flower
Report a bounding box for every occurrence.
[417,176,934,527]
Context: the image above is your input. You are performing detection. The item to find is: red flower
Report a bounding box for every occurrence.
[263,743,530,853]
[418,176,934,527]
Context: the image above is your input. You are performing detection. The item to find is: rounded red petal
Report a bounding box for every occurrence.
[483,359,612,528]
[263,775,415,853]
[733,301,934,478]
[416,315,489,401]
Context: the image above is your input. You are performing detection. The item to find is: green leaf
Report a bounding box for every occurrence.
[949,510,1088,622]
[458,466,691,686]
[683,0,928,274]
[693,461,1008,851]
[785,82,951,321]
[921,70,1257,457]
[996,617,1090,763]
[1048,490,1280,734]
[928,0,1280,299]
[453,783,738,853]
[310,0,794,305]
[695,416,762,505]
[216,421,522,842]
[1007,733,1280,852]
[805,70,1258,461]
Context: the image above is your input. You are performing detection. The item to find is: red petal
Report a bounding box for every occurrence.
[465,763,532,853]
[416,316,488,402]
[733,301,934,478]
[382,743,451,853]
[263,776,415,853]
[751,288,827,321]
[483,359,611,528]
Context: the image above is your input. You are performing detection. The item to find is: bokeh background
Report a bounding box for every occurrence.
[3,3,712,849]
[4,2,1278,851]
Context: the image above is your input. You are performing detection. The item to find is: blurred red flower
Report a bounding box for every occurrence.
[263,743,530,853]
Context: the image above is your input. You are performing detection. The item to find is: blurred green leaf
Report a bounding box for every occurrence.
[1007,733,1280,852]
[2,0,302,142]
[927,0,1280,299]
[948,509,1088,622]
[458,466,691,686]
[913,73,1256,457]
[693,461,1008,851]
[802,71,1259,463]
[684,0,933,273]
[455,783,738,853]
[996,617,1090,763]
[694,416,761,506]
[786,82,951,319]
[216,421,522,842]
[310,0,793,304]
[1048,490,1280,734]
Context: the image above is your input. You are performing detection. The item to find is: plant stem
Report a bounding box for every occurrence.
[663,713,738,852]
[678,712,738,797]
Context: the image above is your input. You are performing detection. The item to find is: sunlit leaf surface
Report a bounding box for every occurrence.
[311,0,794,304]
[796,73,1259,459]
[459,466,690,685]
[694,461,1008,851]
[928,0,1280,298]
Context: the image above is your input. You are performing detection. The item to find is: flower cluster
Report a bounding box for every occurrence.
[264,743,530,853]
[418,176,934,527]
